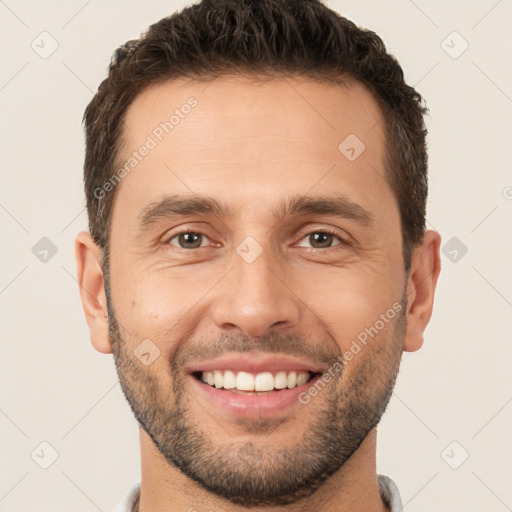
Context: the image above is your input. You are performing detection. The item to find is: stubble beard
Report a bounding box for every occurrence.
[105,271,406,507]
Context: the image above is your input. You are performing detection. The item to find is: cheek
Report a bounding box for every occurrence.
[335,311,403,394]
[291,264,401,354]
[111,265,217,352]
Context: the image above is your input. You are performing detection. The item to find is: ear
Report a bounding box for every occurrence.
[403,230,442,352]
[74,231,112,354]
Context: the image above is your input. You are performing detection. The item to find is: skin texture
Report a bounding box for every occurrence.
[75,75,441,512]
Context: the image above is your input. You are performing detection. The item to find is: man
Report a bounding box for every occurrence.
[75,0,441,510]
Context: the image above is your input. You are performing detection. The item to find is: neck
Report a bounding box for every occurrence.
[137,427,390,512]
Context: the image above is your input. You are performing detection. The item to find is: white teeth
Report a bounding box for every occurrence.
[223,370,236,389]
[214,370,223,388]
[199,370,312,392]
[255,372,274,392]
[274,371,288,389]
[287,371,297,388]
[296,372,309,387]
[236,371,255,391]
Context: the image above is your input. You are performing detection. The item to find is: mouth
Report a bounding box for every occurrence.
[186,354,325,418]
[192,369,319,394]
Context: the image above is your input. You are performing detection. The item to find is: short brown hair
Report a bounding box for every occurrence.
[83,0,428,272]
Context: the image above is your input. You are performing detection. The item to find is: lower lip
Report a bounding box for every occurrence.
[188,374,320,418]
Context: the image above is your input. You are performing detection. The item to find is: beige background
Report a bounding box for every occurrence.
[1,0,511,510]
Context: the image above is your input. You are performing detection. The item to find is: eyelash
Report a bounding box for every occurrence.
[165,228,348,251]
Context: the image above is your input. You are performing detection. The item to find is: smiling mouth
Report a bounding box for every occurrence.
[192,370,319,394]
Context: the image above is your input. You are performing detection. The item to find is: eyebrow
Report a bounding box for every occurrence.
[136,194,374,231]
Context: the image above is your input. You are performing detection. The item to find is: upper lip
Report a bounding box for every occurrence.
[186,353,325,375]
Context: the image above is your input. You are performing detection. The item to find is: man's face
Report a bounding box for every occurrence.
[106,76,408,506]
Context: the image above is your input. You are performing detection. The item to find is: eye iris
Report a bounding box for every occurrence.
[179,233,202,248]
[310,232,333,248]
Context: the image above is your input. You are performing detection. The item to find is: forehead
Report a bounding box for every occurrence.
[122,75,385,157]
[112,75,396,232]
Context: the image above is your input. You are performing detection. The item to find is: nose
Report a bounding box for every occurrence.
[210,245,301,338]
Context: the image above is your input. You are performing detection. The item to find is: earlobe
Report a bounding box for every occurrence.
[74,231,112,354]
[403,230,442,352]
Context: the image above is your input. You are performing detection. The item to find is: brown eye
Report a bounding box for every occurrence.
[168,232,209,249]
[296,230,345,250]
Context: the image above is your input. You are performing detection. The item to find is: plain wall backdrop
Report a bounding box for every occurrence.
[1,1,511,511]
